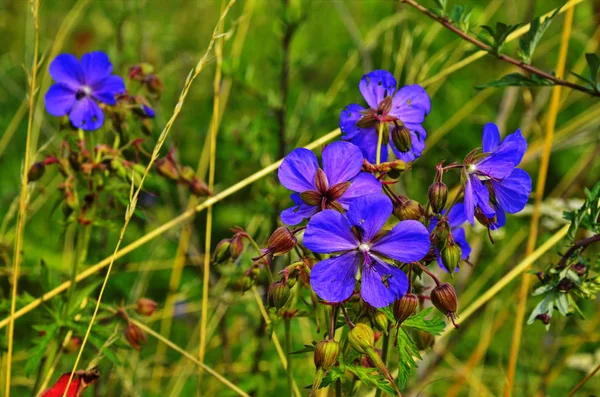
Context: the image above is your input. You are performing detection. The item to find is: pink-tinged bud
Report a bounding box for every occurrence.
[266,227,297,257]
[136,298,157,316]
[267,281,290,310]
[414,330,435,350]
[441,241,462,274]
[535,313,551,325]
[432,219,450,250]
[393,198,423,221]
[372,311,389,334]
[391,123,412,153]
[314,340,341,371]
[28,162,46,182]
[145,74,165,95]
[189,177,211,197]
[430,283,458,328]
[348,323,375,353]
[428,182,448,213]
[314,168,329,193]
[156,157,179,180]
[393,293,418,324]
[124,322,147,351]
[63,337,81,354]
[229,235,244,261]
[213,239,232,263]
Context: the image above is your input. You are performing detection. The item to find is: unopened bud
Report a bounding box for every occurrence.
[430,283,458,328]
[441,242,462,274]
[189,177,211,197]
[156,157,179,180]
[428,182,448,213]
[238,275,255,292]
[535,313,551,325]
[391,124,412,153]
[145,74,165,95]
[393,293,418,324]
[314,340,340,371]
[267,227,297,257]
[136,298,157,316]
[124,322,147,351]
[572,263,587,276]
[348,323,374,354]
[267,281,290,309]
[393,199,423,221]
[63,337,81,354]
[229,235,244,261]
[372,311,389,334]
[432,219,450,250]
[213,239,232,263]
[28,162,46,182]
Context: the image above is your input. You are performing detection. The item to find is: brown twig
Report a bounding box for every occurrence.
[400,0,599,98]
[556,234,600,270]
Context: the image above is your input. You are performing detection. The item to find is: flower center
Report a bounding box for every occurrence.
[76,86,92,100]
[467,164,478,174]
[358,243,370,253]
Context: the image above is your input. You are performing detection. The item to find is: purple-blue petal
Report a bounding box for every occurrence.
[49,54,84,89]
[347,194,392,242]
[371,220,430,263]
[310,251,359,304]
[81,51,113,86]
[280,202,318,226]
[304,209,358,253]
[495,129,527,166]
[360,255,408,308]
[340,103,371,140]
[349,128,387,164]
[69,97,104,131]
[490,204,507,230]
[472,177,495,216]
[390,84,431,124]
[45,84,75,117]
[359,70,397,109]
[142,105,156,118]
[278,148,319,192]
[491,168,532,214]
[92,75,126,106]
[482,122,501,153]
[448,203,467,228]
[453,227,471,260]
[477,129,527,179]
[337,173,382,208]
[464,176,476,225]
[322,141,363,186]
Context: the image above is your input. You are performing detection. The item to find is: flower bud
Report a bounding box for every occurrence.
[393,198,423,221]
[430,283,458,328]
[145,74,165,95]
[432,219,450,250]
[63,337,82,354]
[314,340,340,371]
[372,311,389,334]
[124,322,147,351]
[572,263,587,276]
[229,235,244,261]
[391,124,412,153]
[266,227,297,257]
[213,239,232,263]
[441,242,462,274]
[267,281,290,309]
[156,157,179,180]
[535,313,551,325]
[348,323,374,354]
[238,275,255,292]
[28,162,46,182]
[428,182,447,213]
[136,298,157,316]
[189,177,211,197]
[393,293,418,324]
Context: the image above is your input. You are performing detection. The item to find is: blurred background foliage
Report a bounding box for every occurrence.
[0,0,599,395]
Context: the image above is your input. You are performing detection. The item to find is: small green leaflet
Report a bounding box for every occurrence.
[571,54,600,95]
[430,0,447,17]
[518,7,560,64]
[402,307,446,335]
[449,4,472,32]
[25,324,58,375]
[478,22,523,53]
[475,73,555,90]
[396,328,422,390]
[346,365,397,396]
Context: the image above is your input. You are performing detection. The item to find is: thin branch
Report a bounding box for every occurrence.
[556,234,600,269]
[400,0,598,98]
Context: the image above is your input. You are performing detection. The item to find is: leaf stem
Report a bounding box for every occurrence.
[284,317,293,397]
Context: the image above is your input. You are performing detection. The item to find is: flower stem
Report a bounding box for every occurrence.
[284,317,293,397]
[374,331,391,397]
[376,122,384,165]
[414,261,441,286]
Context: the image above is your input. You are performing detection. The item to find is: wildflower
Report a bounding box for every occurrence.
[45,51,125,131]
[463,123,531,229]
[278,141,381,225]
[304,194,430,308]
[429,203,471,273]
[339,70,431,163]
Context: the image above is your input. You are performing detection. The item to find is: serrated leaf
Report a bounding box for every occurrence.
[449,4,472,32]
[346,365,396,395]
[24,324,59,375]
[518,7,560,64]
[67,280,103,316]
[396,328,422,389]
[476,73,555,90]
[402,308,446,335]
[479,22,523,53]
[317,365,346,389]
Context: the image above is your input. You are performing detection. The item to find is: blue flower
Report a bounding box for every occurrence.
[278,141,382,225]
[464,123,532,229]
[45,51,125,131]
[304,194,430,308]
[429,203,472,272]
[339,70,431,163]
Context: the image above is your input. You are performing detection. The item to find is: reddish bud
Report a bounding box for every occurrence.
[430,283,458,328]
[124,321,147,350]
[63,337,81,354]
[266,227,297,257]
[189,177,211,197]
[156,157,179,180]
[28,162,46,182]
[229,235,244,261]
[136,298,157,316]
[393,293,418,324]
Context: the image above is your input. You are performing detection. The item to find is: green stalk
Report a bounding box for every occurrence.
[375,332,391,397]
[284,317,293,397]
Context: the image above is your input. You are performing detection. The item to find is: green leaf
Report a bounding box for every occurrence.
[24,324,58,375]
[346,364,396,395]
[430,0,447,17]
[402,307,446,335]
[396,328,422,390]
[585,53,600,87]
[476,73,555,90]
[555,293,570,316]
[479,22,523,53]
[527,293,554,329]
[518,7,560,64]
[449,4,472,32]
[291,341,317,355]
[67,280,103,316]
[316,365,346,389]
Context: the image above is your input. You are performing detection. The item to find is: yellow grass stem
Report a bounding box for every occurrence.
[5,1,39,395]
[376,122,384,165]
[0,99,28,159]
[130,319,249,397]
[504,7,574,396]
[62,2,237,394]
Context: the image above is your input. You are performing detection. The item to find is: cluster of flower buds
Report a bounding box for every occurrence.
[155,148,212,197]
[129,63,165,97]
[213,228,246,264]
